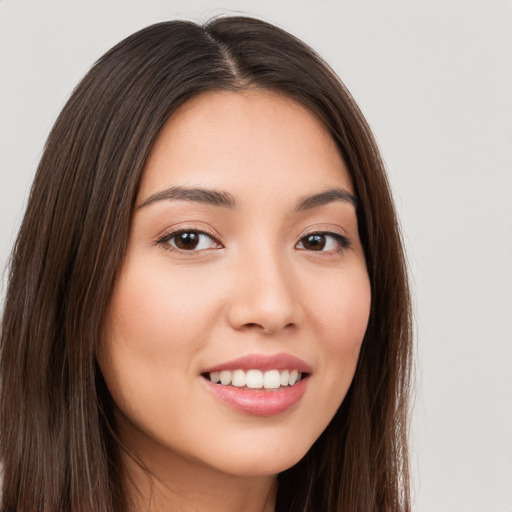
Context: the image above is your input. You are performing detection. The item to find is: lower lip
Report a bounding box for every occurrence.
[203,377,308,416]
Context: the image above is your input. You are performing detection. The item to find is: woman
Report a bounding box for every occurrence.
[0,16,412,512]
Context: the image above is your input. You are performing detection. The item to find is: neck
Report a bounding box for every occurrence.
[120,444,278,512]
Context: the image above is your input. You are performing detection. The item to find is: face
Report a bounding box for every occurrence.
[99,90,371,479]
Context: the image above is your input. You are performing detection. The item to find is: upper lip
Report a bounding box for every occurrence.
[202,353,312,374]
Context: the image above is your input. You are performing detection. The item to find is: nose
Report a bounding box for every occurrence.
[226,247,302,335]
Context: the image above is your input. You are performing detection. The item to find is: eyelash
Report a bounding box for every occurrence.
[155,228,351,255]
[296,231,351,254]
[155,228,222,255]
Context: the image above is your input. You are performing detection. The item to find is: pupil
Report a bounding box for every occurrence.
[305,234,325,250]
[176,232,199,250]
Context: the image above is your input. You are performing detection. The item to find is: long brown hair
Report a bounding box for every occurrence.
[0,16,412,512]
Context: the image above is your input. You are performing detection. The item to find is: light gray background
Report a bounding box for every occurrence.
[1,1,511,511]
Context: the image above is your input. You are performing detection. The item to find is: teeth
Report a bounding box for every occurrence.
[246,369,263,389]
[219,370,231,386]
[263,369,281,389]
[231,369,246,387]
[207,369,304,388]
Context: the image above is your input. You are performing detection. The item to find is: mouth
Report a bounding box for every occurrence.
[201,353,311,416]
[202,369,307,390]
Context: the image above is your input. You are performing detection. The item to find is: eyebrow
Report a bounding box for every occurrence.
[137,185,357,211]
[295,188,358,211]
[137,186,236,209]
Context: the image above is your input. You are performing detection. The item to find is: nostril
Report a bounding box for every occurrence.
[238,321,297,334]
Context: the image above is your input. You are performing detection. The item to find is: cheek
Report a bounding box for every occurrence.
[105,259,225,355]
[309,262,371,341]
[305,267,371,397]
[98,258,226,413]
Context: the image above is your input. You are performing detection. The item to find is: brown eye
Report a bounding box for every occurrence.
[159,230,220,252]
[301,234,327,250]
[174,232,200,250]
[296,232,350,252]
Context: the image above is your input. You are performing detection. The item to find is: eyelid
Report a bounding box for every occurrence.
[154,223,223,255]
[296,225,351,252]
[299,224,348,238]
[298,223,350,242]
[153,220,221,241]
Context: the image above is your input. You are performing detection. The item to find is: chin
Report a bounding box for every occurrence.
[208,440,311,478]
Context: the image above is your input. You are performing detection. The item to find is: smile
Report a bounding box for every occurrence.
[207,369,303,389]
[201,353,311,416]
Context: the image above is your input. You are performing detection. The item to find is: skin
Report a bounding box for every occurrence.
[98,89,371,512]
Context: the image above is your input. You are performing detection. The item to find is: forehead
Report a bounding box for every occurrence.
[139,89,353,203]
